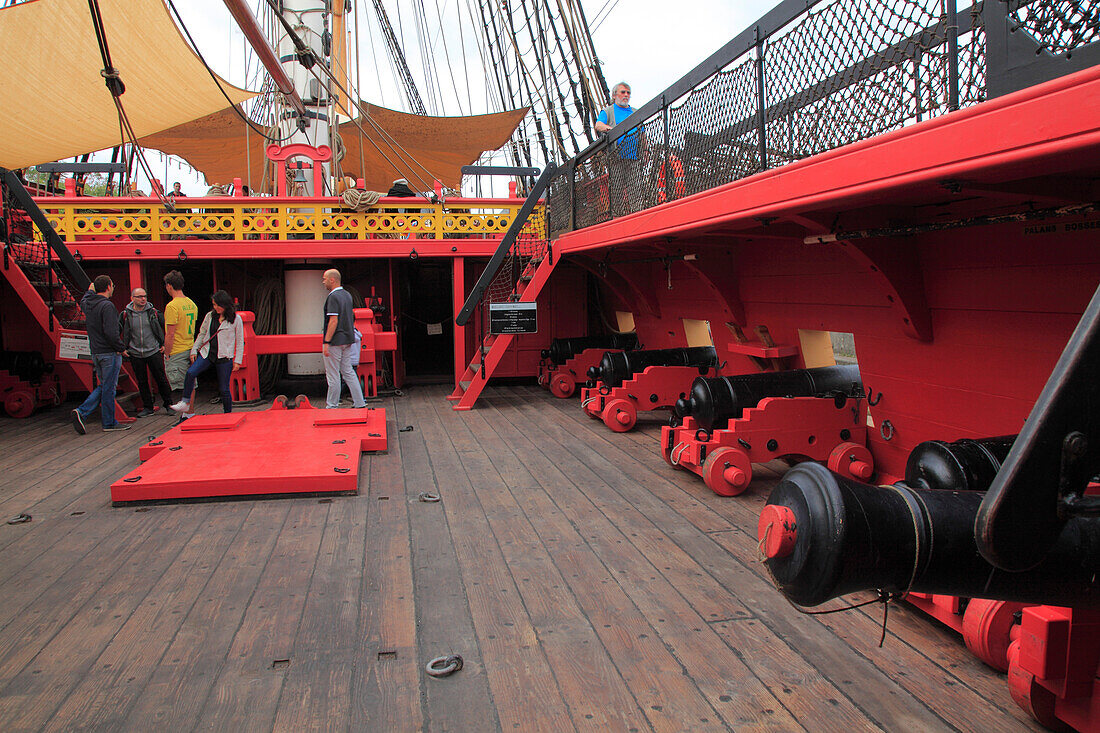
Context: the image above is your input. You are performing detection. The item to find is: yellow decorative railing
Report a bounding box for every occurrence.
[33,196,530,242]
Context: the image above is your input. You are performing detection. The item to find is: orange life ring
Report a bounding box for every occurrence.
[656,155,686,203]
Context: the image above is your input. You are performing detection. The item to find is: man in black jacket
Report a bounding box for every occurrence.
[120,287,174,417]
[72,275,131,433]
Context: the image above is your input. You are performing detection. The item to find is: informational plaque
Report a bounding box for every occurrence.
[57,331,92,362]
[489,301,537,335]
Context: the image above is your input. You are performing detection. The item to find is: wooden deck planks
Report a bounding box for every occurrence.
[122,502,291,730]
[386,400,499,732]
[348,413,424,733]
[403,393,577,732]
[423,393,653,732]
[0,385,1041,731]
[530,385,1040,731]
[41,505,249,732]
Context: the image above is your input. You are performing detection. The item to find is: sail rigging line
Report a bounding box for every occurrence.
[260,1,438,198]
[501,6,565,160]
[556,0,601,129]
[431,0,469,117]
[442,0,474,117]
[303,62,438,199]
[85,0,175,207]
[305,60,433,196]
[167,0,296,145]
[480,3,535,169]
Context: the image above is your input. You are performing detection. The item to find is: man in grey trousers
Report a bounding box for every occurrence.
[321,269,367,409]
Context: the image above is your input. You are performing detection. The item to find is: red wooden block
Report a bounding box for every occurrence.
[113,404,387,503]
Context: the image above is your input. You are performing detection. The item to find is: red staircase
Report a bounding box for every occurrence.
[2,170,138,419]
[449,250,557,410]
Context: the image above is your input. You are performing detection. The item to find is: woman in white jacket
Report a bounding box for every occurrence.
[170,290,244,416]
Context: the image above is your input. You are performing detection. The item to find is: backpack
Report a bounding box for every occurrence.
[350,328,363,366]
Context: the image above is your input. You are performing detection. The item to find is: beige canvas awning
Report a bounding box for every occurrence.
[0,0,255,169]
[139,103,529,192]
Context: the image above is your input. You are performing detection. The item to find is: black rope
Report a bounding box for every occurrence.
[166,0,295,145]
[87,0,124,97]
[86,0,175,209]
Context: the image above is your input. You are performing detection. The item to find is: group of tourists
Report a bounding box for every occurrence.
[71,267,366,434]
[71,269,243,433]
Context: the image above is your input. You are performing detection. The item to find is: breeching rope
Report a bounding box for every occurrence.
[757,518,903,648]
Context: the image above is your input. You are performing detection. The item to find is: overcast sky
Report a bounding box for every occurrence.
[160,0,779,192]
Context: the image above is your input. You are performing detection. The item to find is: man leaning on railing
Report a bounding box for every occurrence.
[596,82,647,217]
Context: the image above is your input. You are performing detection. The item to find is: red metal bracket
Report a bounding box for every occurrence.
[662,396,870,496]
[579,365,711,432]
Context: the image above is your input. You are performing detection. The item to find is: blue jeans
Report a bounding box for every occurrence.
[183,353,234,412]
[78,353,122,428]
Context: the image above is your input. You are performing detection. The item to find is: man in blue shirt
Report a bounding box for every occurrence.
[596,82,640,160]
[596,82,645,216]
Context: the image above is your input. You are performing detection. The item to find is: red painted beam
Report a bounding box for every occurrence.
[65,239,503,260]
[556,65,1100,253]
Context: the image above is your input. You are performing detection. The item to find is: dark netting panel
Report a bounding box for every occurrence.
[959,10,988,108]
[763,0,944,161]
[574,150,613,229]
[546,167,572,236]
[1009,0,1100,54]
[670,60,760,198]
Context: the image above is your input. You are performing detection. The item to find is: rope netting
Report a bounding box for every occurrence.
[1008,0,1100,54]
[548,0,1094,232]
[478,204,549,339]
[2,180,87,328]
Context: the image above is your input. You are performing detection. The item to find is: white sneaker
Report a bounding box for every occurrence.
[169,400,189,413]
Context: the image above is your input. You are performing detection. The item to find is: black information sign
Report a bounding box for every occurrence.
[489,302,538,335]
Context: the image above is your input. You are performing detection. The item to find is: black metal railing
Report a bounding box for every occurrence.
[456,164,555,327]
[546,0,1100,236]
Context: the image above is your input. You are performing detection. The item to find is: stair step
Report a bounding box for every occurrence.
[15,261,49,269]
[471,363,481,374]
[460,380,470,390]
[48,300,79,308]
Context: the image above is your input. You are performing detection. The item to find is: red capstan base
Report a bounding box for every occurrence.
[579,365,713,432]
[661,397,871,496]
[110,397,387,504]
[538,348,625,399]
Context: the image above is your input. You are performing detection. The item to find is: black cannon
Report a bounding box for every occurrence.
[759,462,1100,609]
[586,346,717,389]
[0,351,52,382]
[673,364,863,432]
[904,436,1016,492]
[540,333,638,365]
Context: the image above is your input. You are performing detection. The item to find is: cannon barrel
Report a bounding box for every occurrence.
[674,365,862,432]
[540,333,638,365]
[586,346,717,388]
[759,462,1100,608]
[904,436,1016,492]
[0,351,51,382]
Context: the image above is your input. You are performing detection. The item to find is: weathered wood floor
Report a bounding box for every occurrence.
[0,384,1039,731]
